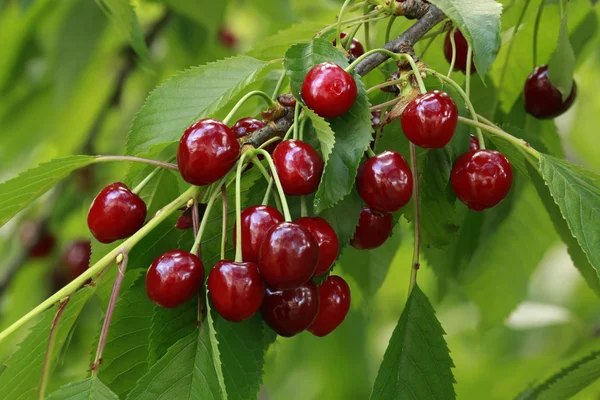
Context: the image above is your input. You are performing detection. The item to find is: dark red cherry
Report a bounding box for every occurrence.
[231,117,266,139]
[350,207,393,250]
[87,183,147,244]
[451,149,513,211]
[308,275,351,337]
[20,222,55,258]
[295,217,339,277]
[401,91,458,149]
[333,32,365,58]
[524,65,577,119]
[207,260,265,322]
[175,203,207,230]
[146,250,204,308]
[261,282,319,337]
[258,222,319,290]
[356,151,413,213]
[177,118,241,186]
[272,140,324,196]
[62,240,91,281]
[469,135,480,151]
[234,205,284,263]
[218,27,237,48]
[301,62,357,119]
[444,29,476,74]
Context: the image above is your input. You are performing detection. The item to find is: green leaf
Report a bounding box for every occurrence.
[205,299,229,399]
[427,0,502,75]
[126,56,268,156]
[318,189,363,249]
[370,284,456,400]
[47,377,119,400]
[147,301,196,367]
[302,106,335,177]
[547,14,576,100]
[0,155,96,228]
[161,0,226,36]
[516,350,600,400]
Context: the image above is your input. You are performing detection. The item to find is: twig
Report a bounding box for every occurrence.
[38,297,70,400]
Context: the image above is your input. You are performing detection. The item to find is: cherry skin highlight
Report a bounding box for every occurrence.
[444,29,476,74]
[62,240,91,281]
[234,205,284,263]
[295,216,339,277]
[469,135,480,152]
[333,32,365,58]
[350,207,393,250]
[308,275,351,337]
[356,151,413,213]
[258,222,320,290]
[524,65,577,119]
[231,117,266,139]
[177,118,240,186]
[301,62,357,118]
[87,182,147,244]
[146,250,204,308]
[272,140,324,196]
[208,260,265,322]
[451,149,513,211]
[401,91,458,149]
[261,282,319,337]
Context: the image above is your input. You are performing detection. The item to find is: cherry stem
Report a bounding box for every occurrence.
[272,71,287,99]
[250,157,283,211]
[95,155,178,171]
[336,0,356,50]
[447,27,457,78]
[342,21,361,50]
[317,10,382,38]
[367,78,405,94]
[366,146,376,158]
[92,251,128,376]
[533,0,547,68]
[465,45,473,98]
[132,166,162,195]
[370,97,401,111]
[346,48,401,73]
[234,152,254,263]
[408,143,420,295]
[300,196,308,217]
[363,3,371,51]
[260,123,294,206]
[299,116,307,142]
[292,102,301,140]
[385,16,396,43]
[221,185,228,261]
[222,90,276,126]
[38,297,70,400]
[192,196,200,240]
[253,149,292,221]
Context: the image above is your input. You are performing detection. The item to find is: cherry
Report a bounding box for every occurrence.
[444,29,476,74]
[231,117,266,139]
[333,32,365,58]
[87,183,147,244]
[350,207,393,250]
[261,282,319,337]
[233,205,284,263]
[207,260,265,322]
[258,222,319,290]
[356,151,413,213]
[524,65,577,119]
[308,275,351,337]
[272,140,324,196]
[146,250,204,308]
[451,149,513,211]
[301,62,357,119]
[62,240,91,281]
[371,110,382,130]
[20,222,55,258]
[218,27,237,48]
[295,217,339,277]
[177,118,241,186]
[469,135,480,152]
[401,91,458,149]
[175,204,207,230]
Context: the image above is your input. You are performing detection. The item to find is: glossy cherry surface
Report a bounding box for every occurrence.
[208,260,265,322]
[469,135,480,152]
[308,275,351,337]
[62,240,91,281]
[350,207,393,250]
[231,117,266,139]
[295,217,339,277]
[356,151,413,213]
[524,65,577,119]
[444,29,476,74]
[87,183,147,244]
[146,250,204,308]
[261,282,319,337]
[301,62,357,119]
[234,205,284,263]
[20,222,55,258]
[258,222,319,290]
[401,91,458,149]
[272,140,324,196]
[177,118,240,186]
[451,150,513,211]
[333,32,365,58]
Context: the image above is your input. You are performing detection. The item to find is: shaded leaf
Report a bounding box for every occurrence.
[318,189,363,249]
[47,377,118,400]
[548,14,575,100]
[247,22,331,61]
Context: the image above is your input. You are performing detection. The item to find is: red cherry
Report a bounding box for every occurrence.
[308,275,351,337]
[231,117,266,139]
[62,240,91,281]
[218,27,237,48]
[87,183,147,244]
[469,135,480,151]
[301,62,357,119]
[261,282,319,337]
[295,217,339,277]
[233,205,284,263]
[356,151,413,213]
[258,222,319,290]
[177,119,241,186]
[20,222,55,258]
[350,207,393,250]
[175,203,207,230]
[401,91,458,149]
[333,32,365,58]
[524,65,577,119]
[451,149,513,211]
[207,260,265,322]
[146,250,204,308]
[272,140,324,196]
[444,29,476,74]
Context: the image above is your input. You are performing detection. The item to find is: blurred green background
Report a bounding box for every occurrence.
[0,0,600,399]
